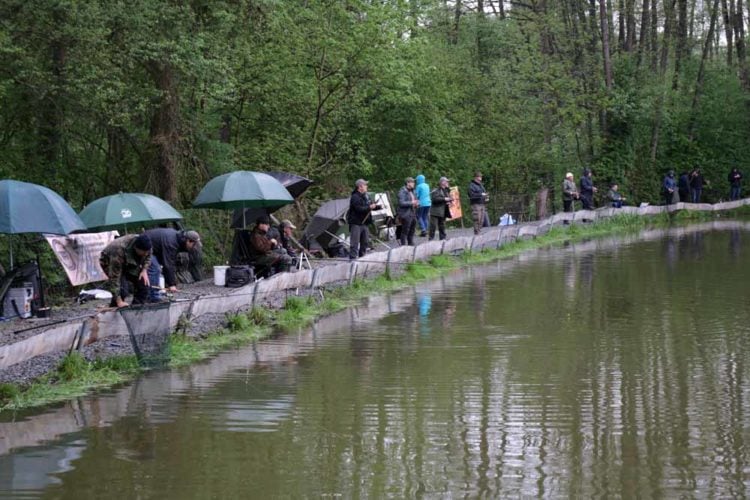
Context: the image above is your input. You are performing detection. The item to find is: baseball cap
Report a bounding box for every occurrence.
[184,230,200,242]
[439,176,449,183]
[355,179,368,188]
[280,219,297,229]
[256,215,270,225]
[565,172,574,178]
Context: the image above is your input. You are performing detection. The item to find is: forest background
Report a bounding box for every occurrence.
[0,0,749,282]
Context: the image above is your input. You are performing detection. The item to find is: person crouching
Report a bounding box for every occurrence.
[99,233,153,308]
[248,215,292,275]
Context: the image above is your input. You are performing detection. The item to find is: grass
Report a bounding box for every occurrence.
[0,211,738,412]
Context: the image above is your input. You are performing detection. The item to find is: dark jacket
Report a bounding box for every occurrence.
[678,173,690,191]
[468,180,487,205]
[580,176,594,197]
[663,174,676,192]
[429,186,452,219]
[347,190,372,225]
[689,171,705,189]
[397,185,417,218]
[144,227,187,287]
[728,169,743,187]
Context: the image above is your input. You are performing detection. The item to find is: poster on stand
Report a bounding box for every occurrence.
[447,187,462,221]
[45,231,119,286]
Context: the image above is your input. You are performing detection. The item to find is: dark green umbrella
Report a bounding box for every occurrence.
[0,180,87,267]
[192,171,294,227]
[79,192,183,232]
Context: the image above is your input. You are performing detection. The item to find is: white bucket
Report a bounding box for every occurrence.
[213,266,229,286]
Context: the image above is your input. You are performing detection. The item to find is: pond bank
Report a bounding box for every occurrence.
[1,205,748,412]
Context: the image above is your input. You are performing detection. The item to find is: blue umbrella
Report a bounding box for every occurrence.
[0,180,86,267]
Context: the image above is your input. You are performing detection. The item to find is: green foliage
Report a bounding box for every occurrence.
[56,353,89,381]
[0,383,20,405]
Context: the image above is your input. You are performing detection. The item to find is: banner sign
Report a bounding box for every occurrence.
[448,186,463,221]
[45,231,119,286]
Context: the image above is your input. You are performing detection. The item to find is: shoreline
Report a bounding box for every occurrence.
[0,208,747,412]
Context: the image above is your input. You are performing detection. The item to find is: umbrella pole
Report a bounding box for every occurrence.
[9,236,13,270]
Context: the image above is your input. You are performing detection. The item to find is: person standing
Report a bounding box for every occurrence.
[467,171,489,235]
[415,174,431,237]
[429,177,453,241]
[580,168,597,209]
[99,233,152,308]
[689,167,707,203]
[678,171,690,203]
[348,179,380,260]
[397,177,419,246]
[562,172,579,212]
[728,167,743,200]
[663,170,677,205]
[144,227,200,299]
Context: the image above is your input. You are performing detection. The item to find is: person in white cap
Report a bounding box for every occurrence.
[278,219,298,258]
[562,172,579,212]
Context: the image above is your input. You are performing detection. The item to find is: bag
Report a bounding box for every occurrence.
[225,265,254,288]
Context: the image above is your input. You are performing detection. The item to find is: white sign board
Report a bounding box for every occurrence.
[45,231,119,286]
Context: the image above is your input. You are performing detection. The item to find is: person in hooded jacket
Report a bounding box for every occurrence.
[415,174,431,237]
[347,179,381,260]
[663,170,677,205]
[728,167,743,200]
[397,177,419,246]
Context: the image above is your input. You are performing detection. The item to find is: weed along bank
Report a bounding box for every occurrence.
[1,199,750,410]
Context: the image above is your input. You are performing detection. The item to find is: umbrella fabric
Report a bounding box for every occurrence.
[303,198,350,248]
[0,180,86,235]
[79,193,183,231]
[193,171,294,210]
[231,172,312,229]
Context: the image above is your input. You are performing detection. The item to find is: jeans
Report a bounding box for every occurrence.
[148,256,162,301]
[417,206,430,233]
[349,224,369,259]
[611,200,623,208]
[731,186,742,200]
[691,188,702,203]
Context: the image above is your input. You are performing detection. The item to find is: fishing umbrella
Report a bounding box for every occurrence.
[0,180,87,267]
[302,198,350,249]
[231,171,313,229]
[79,192,183,232]
[193,170,294,227]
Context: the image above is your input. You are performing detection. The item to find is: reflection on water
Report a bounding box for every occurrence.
[2,222,750,498]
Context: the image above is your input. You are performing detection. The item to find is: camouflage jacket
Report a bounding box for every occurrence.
[99,234,152,297]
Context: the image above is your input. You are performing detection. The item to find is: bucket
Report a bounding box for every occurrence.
[213,266,229,286]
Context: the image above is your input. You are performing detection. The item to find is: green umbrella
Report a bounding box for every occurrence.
[79,192,183,232]
[192,171,294,227]
[0,180,87,268]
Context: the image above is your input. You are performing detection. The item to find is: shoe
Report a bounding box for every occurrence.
[420,231,427,237]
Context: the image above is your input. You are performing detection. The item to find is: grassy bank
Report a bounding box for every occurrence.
[0,211,738,412]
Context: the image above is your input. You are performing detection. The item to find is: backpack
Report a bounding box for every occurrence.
[225,265,254,288]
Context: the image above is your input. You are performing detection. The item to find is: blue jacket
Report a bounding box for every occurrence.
[415,175,431,207]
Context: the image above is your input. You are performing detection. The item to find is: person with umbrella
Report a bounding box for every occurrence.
[144,228,201,299]
[348,179,381,260]
[99,234,153,308]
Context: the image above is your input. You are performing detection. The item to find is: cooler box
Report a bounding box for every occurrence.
[4,283,34,319]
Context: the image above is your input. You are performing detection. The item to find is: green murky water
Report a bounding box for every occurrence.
[2,223,750,498]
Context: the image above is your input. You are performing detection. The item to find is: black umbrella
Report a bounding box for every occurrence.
[302,198,350,249]
[231,172,313,229]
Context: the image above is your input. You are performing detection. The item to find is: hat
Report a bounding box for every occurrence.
[184,230,200,243]
[474,171,482,177]
[355,179,368,188]
[405,176,415,184]
[565,172,574,178]
[439,176,449,183]
[134,233,152,252]
[256,215,270,225]
[280,219,297,229]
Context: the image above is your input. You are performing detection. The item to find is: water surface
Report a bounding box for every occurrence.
[2,223,750,498]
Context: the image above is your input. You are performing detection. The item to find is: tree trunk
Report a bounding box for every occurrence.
[651,0,659,70]
[637,0,650,67]
[146,61,180,203]
[673,0,688,89]
[722,0,734,67]
[39,8,67,182]
[452,0,462,44]
[619,0,626,50]
[626,0,636,50]
[734,0,750,90]
[688,0,721,140]
[599,0,614,90]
